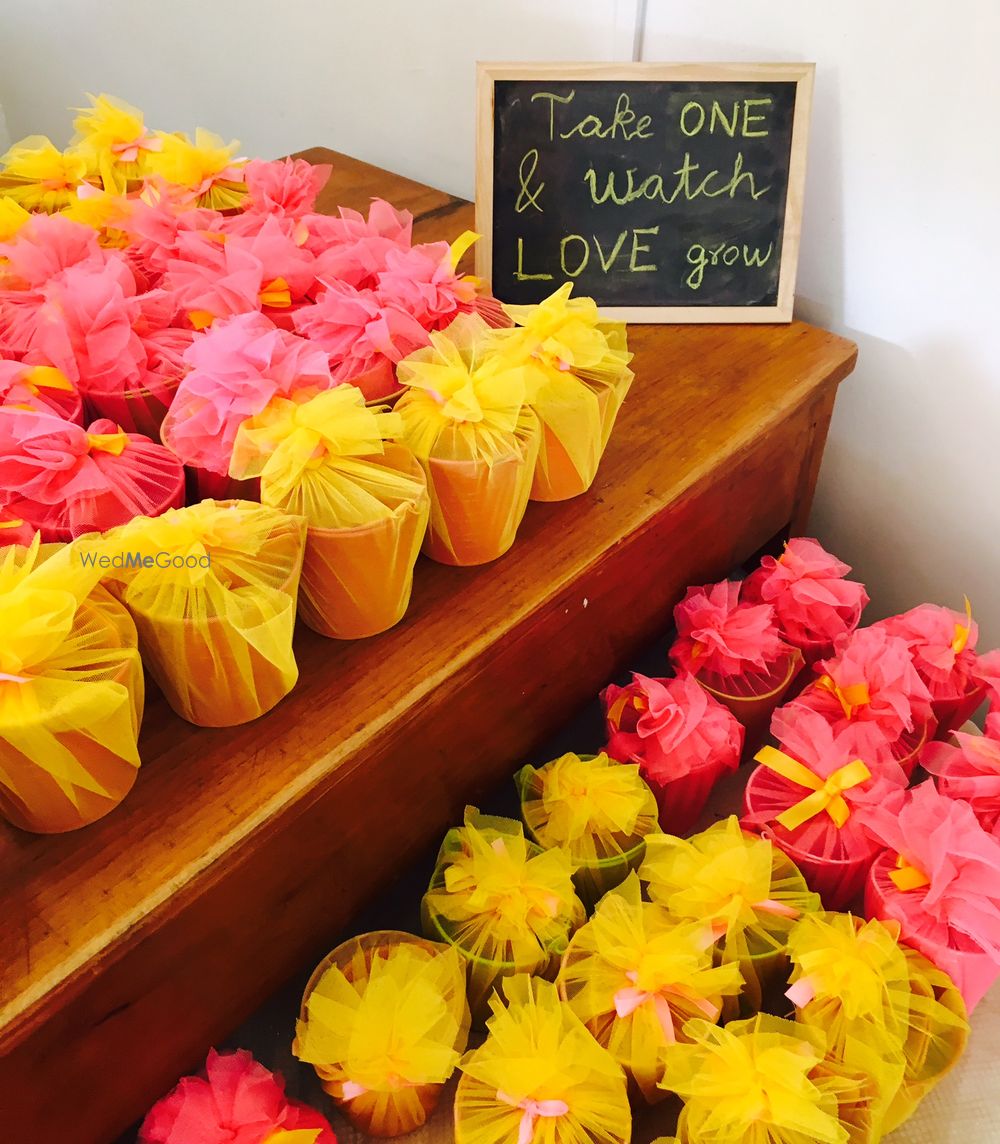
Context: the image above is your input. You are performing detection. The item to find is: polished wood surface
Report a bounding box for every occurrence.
[0,148,856,1144]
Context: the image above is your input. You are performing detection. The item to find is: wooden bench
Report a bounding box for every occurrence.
[0,149,857,1143]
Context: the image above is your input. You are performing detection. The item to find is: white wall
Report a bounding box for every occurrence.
[0,0,634,198]
[2,0,998,643]
[639,0,1000,647]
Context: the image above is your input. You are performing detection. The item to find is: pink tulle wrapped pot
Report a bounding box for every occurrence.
[861,783,1000,1011]
[743,710,907,909]
[0,508,36,547]
[923,722,1000,833]
[161,312,332,495]
[743,537,869,664]
[601,671,742,834]
[874,604,985,736]
[139,1048,337,1144]
[0,409,185,541]
[787,625,936,778]
[0,360,83,425]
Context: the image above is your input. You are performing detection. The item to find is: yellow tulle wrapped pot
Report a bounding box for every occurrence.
[396,312,540,566]
[640,816,821,1014]
[516,752,660,909]
[500,284,634,503]
[105,500,306,726]
[0,537,143,833]
[883,945,969,1132]
[422,808,585,1024]
[229,386,429,639]
[455,975,631,1144]
[661,1013,878,1144]
[293,930,470,1137]
[556,874,743,1104]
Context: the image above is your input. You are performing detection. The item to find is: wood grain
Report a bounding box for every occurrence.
[0,148,856,1144]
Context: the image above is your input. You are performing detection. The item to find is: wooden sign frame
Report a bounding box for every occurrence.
[476,62,815,323]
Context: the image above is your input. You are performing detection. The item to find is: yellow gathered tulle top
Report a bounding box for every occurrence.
[395,312,536,464]
[295,940,469,1091]
[229,385,425,529]
[456,975,631,1144]
[517,752,660,867]
[423,808,584,966]
[0,136,88,212]
[143,128,247,209]
[71,93,161,194]
[557,874,743,1102]
[661,1014,864,1144]
[640,816,820,960]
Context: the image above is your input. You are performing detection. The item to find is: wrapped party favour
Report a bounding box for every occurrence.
[139,1048,336,1144]
[455,975,631,1144]
[0,360,83,424]
[556,874,743,1103]
[143,128,248,211]
[789,625,935,777]
[421,807,585,1023]
[0,136,88,212]
[640,816,821,1013]
[105,500,306,727]
[515,751,660,908]
[670,581,803,748]
[70,93,163,195]
[0,510,35,548]
[743,708,907,909]
[922,718,1000,832]
[0,536,143,833]
[660,1013,878,1144]
[601,672,743,835]
[396,312,540,565]
[742,539,869,665]
[0,409,184,542]
[160,312,333,502]
[784,912,969,1135]
[862,782,1000,1011]
[874,600,986,735]
[293,931,469,1137]
[229,385,428,639]
[499,283,634,502]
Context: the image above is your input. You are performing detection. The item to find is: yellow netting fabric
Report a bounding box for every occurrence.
[0,536,142,832]
[422,808,585,1022]
[229,386,429,639]
[104,500,306,726]
[455,975,631,1144]
[395,312,540,565]
[516,752,660,907]
[499,283,633,502]
[556,874,743,1103]
[661,1014,877,1144]
[294,932,470,1137]
[640,816,821,1012]
[71,93,161,195]
[0,136,88,212]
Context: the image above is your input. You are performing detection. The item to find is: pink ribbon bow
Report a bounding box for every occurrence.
[613,971,719,1043]
[496,1090,569,1144]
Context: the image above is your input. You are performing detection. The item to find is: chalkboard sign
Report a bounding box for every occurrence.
[476,63,814,323]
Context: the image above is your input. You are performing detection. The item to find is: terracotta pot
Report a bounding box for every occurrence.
[932,681,986,738]
[298,444,429,640]
[187,467,261,505]
[83,377,180,441]
[421,412,541,566]
[696,648,805,755]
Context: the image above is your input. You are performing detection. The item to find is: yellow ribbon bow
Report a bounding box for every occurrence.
[23,366,74,394]
[756,745,872,830]
[889,853,932,891]
[448,229,481,273]
[86,427,129,456]
[953,596,973,654]
[230,386,402,507]
[816,674,871,719]
[0,518,25,531]
[262,1132,322,1144]
[259,276,292,308]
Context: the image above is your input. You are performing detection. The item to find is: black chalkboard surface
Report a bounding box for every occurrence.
[476,64,814,322]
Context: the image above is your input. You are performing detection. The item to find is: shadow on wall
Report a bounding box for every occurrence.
[803,321,1000,648]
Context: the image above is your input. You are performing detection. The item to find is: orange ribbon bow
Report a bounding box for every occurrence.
[816,674,871,719]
